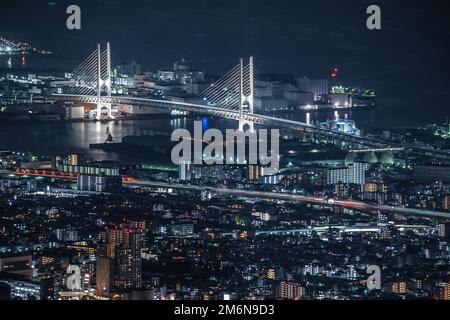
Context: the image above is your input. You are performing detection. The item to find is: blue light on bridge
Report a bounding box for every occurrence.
[202,117,209,131]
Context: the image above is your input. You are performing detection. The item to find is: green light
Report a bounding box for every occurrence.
[140,163,177,172]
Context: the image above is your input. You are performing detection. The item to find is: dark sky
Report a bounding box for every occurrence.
[1,0,450,118]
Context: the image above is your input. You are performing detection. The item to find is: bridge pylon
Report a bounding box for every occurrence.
[239,57,255,132]
[96,42,113,120]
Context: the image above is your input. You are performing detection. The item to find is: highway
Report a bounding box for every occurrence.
[129,180,450,220]
[3,169,450,220]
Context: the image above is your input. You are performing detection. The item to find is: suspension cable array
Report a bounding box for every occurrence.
[64,43,114,120]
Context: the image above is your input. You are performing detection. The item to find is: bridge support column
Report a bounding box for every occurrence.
[96,42,113,120]
[105,42,113,119]
[96,44,102,120]
[239,57,255,132]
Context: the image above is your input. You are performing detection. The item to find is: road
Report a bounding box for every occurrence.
[130,180,450,220]
[3,169,450,220]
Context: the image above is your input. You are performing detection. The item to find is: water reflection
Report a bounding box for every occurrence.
[0,106,447,163]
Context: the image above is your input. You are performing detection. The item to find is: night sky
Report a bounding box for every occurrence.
[1,0,450,121]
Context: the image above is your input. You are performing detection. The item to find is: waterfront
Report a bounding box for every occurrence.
[0,104,448,163]
[0,104,445,162]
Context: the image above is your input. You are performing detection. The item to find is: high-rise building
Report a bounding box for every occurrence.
[170,224,194,237]
[349,162,370,186]
[391,282,407,294]
[334,183,350,198]
[364,182,388,204]
[326,162,370,186]
[96,226,143,293]
[77,174,122,193]
[67,154,84,166]
[179,161,192,181]
[266,269,276,280]
[443,195,450,211]
[438,223,450,239]
[114,229,142,291]
[129,220,147,233]
[327,167,349,185]
[277,281,305,300]
[96,257,115,297]
[248,165,261,181]
[436,282,450,300]
[106,228,123,259]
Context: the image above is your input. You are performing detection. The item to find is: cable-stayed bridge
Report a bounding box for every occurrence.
[51,43,450,159]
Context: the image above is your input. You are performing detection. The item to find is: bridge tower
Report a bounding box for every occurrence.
[96,42,113,120]
[239,57,255,132]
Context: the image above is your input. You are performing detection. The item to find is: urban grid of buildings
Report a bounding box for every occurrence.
[0,37,450,301]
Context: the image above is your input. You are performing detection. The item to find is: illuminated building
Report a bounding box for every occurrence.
[277,281,305,300]
[326,162,370,186]
[96,257,115,297]
[105,228,124,259]
[334,183,350,198]
[435,282,450,300]
[179,161,192,181]
[0,274,54,300]
[437,223,450,239]
[96,226,143,293]
[66,154,84,166]
[54,229,79,242]
[115,230,142,291]
[248,165,261,181]
[364,182,388,204]
[171,224,194,237]
[129,220,147,232]
[327,167,349,185]
[443,195,450,211]
[391,282,407,294]
[41,257,55,266]
[66,242,96,255]
[58,162,120,176]
[77,174,122,193]
[0,255,32,278]
[321,114,361,136]
[266,269,276,280]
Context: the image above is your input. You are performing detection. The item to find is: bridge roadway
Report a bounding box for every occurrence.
[51,94,450,160]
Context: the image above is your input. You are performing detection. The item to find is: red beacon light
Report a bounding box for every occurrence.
[331,67,339,78]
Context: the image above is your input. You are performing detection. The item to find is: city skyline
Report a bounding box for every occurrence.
[1,0,450,308]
